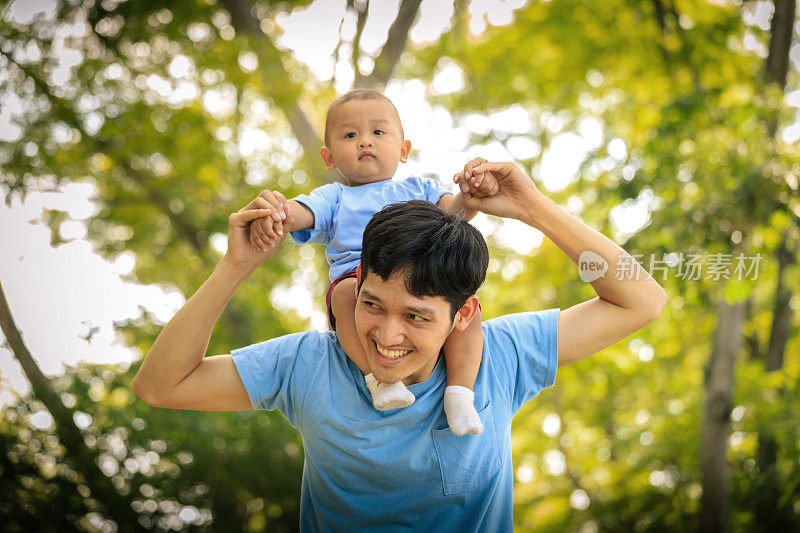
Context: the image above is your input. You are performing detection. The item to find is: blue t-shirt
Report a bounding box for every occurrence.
[232,309,559,532]
[290,177,452,280]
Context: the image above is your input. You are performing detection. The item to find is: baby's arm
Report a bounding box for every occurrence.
[249,190,315,251]
[437,193,477,221]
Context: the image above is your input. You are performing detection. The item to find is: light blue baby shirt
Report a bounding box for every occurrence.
[232,309,560,532]
[289,177,452,281]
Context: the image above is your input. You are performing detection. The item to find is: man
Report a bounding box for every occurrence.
[133,161,667,530]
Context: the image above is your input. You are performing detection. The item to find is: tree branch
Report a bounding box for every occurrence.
[765,231,798,371]
[649,0,701,92]
[0,280,144,530]
[765,0,796,89]
[119,162,206,257]
[220,0,338,183]
[355,0,423,89]
[762,0,797,371]
[1,49,211,257]
[0,49,86,135]
[351,0,369,75]
[332,2,350,82]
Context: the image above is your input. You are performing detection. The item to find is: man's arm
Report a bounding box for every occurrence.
[461,161,668,367]
[531,193,667,366]
[133,198,286,410]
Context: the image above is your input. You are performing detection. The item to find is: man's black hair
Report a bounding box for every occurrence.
[359,200,489,318]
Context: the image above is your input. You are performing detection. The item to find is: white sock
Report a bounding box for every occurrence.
[364,373,415,411]
[444,385,483,436]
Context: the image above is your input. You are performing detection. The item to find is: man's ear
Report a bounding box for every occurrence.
[320,146,336,170]
[452,295,480,332]
[399,140,411,163]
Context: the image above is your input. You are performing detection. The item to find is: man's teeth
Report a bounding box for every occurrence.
[376,345,410,359]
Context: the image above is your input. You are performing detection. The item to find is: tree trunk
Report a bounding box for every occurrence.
[220,0,335,184]
[0,281,144,531]
[755,0,797,517]
[700,298,746,533]
[354,0,424,89]
[761,0,797,373]
[765,0,796,88]
[765,235,796,373]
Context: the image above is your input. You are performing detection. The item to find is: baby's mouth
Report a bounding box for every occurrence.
[358,152,376,160]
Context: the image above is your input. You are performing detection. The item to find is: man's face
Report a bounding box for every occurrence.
[322,99,410,185]
[354,269,456,385]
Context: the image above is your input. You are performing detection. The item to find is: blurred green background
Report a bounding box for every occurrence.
[0,0,798,531]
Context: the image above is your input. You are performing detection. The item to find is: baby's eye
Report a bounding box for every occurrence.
[373,130,384,135]
[345,132,357,139]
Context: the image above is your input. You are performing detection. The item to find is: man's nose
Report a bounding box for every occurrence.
[375,317,405,347]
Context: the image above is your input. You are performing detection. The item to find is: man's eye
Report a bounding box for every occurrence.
[364,301,379,310]
[345,132,356,139]
[373,130,384,135]
[408,314,426,322]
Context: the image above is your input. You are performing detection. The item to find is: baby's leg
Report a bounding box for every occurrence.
[442,307,484,435]
[330,278,414,410]
[330,278,369,373]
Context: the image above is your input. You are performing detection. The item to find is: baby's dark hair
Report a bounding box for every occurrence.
[324,89,403,146]
[359,200,489,318]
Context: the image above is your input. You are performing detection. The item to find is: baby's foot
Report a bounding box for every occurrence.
[444,385,483,436]
[365,373,415,411]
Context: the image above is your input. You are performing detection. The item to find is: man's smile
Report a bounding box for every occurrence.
[372,339,412,363]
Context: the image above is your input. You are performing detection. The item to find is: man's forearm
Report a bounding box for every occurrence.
[523,194,667,314]
[133,258,252,400]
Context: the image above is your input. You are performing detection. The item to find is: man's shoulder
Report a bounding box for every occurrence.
[481,310,560,412]
[231,330,343,423]
[483,310,560,352]
[232,330,337,361]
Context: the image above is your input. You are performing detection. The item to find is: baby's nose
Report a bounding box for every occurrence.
[359,138,374,147]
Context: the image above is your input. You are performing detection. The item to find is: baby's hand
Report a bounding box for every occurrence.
[454,157,499,199]
[248,189,288,252]
[249,216,279,252]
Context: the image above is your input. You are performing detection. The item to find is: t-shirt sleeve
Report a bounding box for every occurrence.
[290,183,341,245]
[231,331,324,428]
[484,309,559,413]
[412,176,452,205]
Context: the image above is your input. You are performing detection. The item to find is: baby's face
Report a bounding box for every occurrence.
[321,99,410,185]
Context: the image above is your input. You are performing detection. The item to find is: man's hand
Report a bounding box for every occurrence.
[248,190,292,252]
[457,161,544,223]
[225,193,288,272]
[453,157,499,200]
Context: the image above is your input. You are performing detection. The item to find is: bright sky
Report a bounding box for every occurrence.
[1,0,796,402]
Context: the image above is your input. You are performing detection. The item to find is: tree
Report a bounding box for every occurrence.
[406,0,798,529]
[0,0,426,529]
[1,0,798,530]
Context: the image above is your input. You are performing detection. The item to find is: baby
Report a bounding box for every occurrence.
[248,90,496,435]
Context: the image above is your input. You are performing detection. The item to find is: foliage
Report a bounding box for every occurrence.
[1,363,303,531]
[1,0,798,531]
